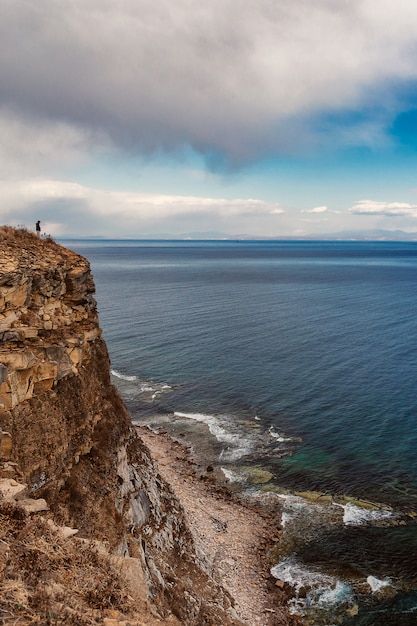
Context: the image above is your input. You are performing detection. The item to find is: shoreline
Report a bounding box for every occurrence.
[136,425,298,626]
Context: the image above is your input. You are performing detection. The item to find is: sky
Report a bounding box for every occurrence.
[1,0,417,239]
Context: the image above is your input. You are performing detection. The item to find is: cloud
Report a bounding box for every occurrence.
[0,178,285,235]
[0,109,106,177]
[302,206,329,214]
[347,200,417,217]
[2,1,417,166]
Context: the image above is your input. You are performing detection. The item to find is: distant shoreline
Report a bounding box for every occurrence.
[59,234,417,242]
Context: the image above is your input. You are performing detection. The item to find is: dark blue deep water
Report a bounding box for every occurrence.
[66,240,417,625]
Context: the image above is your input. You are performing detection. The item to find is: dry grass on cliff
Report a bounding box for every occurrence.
[0,225,54,246]
[0,497,136,625]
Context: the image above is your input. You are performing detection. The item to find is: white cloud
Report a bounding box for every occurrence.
[302,206,329,214]
[347,200,417,217]
[0,178,285,235]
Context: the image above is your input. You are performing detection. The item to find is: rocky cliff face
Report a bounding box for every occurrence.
[0,228,242,625]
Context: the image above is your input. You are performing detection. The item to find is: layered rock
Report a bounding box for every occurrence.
[0,228,243,625]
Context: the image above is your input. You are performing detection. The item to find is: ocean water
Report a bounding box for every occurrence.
[66,239,417,625]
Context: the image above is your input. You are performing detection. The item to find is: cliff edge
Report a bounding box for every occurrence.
[0,227,249,626]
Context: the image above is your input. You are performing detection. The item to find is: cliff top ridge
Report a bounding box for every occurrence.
[0,225,86,275]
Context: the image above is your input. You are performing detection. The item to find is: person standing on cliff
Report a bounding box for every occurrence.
[35,220,41,237]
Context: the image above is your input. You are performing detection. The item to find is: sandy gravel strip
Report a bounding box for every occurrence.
[136,426,297,626]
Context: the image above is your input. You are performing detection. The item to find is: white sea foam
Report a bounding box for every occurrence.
[112,370,172,402]
[272,557,350,598]
[151,384,171,400]
[268,426,292,442]
[174,411,252,460]
[271,556,329,594]
[271,557,354,614]
[174,411,230,442]
[315,581,353,606]
[277,494,312,526]
[336,502,394,526]
[367,575,392,593]
[111,369,138,382]
[220,467,241,483]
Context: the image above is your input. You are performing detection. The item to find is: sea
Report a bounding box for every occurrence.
[65,239,417,626]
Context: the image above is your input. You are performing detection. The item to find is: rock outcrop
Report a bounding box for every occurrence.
[0,227,243,625]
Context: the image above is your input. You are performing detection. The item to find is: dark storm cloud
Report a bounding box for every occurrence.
[2,0,417,165]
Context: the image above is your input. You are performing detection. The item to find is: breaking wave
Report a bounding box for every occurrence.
[334,502,395,526]
[271,556,354,616]
[174,411,253,461]
[111,369,172,401]
[111,369,138,382]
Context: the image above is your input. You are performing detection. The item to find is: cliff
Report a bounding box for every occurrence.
[0,227,249,626]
